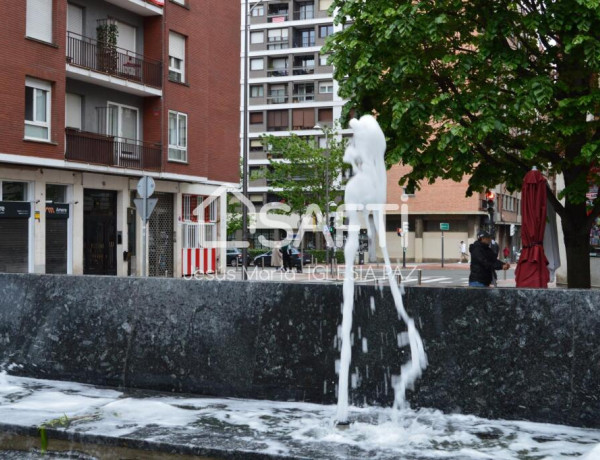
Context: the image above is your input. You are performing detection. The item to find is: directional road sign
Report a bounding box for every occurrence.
[136,176,155,199]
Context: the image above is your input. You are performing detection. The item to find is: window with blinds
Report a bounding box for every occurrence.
[169,31,186,83]
[27,0,53,43]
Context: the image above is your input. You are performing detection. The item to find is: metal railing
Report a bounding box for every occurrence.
[267,37,290,50]
[267,68,289,77]
[267,94,289,104]
[66,32,162,89]
[267,13,289,23]
[293,10,314,20]
[65,128,162,171]
[182,221,217,249]
[292,94,315,102]
[293,39,316,48]
[292,65,315,75]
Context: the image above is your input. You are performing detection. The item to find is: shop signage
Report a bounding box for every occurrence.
[46,203,70,219]
[0,201,31,219]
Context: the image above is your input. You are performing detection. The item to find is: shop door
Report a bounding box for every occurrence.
[46,203,69,274]
[83,190,117,275]
[0,202,30,273]
[148,192,174,277]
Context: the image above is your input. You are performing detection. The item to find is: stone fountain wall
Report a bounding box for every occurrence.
[0,274,598,428]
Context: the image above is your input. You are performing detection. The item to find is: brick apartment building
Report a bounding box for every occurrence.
[0,0,239,277]
[385,164,522,263]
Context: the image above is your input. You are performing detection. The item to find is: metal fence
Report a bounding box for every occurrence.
[181,222,217,249]
[65,129,162,171]
[66,32,162,89]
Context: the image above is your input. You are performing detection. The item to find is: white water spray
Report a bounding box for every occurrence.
[336,115,427,424]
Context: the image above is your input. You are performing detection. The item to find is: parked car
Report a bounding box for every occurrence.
[226,248,250,267]
[253,247,311,268]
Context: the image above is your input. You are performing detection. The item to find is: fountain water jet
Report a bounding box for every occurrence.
[337,115,428,424]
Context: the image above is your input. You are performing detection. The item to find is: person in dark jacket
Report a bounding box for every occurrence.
[469,230,510,287]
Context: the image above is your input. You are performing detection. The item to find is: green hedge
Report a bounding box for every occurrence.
[305,249,345,264]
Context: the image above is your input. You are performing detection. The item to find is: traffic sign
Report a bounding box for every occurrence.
[136,176,155,199]
[440,223,450,231]
[134,197,158,222]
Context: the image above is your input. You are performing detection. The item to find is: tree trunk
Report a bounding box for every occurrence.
[561,200,592,289]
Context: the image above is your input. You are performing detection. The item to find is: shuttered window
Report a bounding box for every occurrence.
[292,108,315,129]
[169,32,186,83]
[0,220,28,273]
[46,219,68,274]
[27,0,53,43]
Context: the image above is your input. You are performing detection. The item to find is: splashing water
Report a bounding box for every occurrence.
[337,115,427,424]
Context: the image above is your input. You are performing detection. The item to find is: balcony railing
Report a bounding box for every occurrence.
[66,32,162,89]
[293,10,314,20]
[267,94,289,104]
[268,13,289,23]
[293,39,316,48]
[292,65,315,75]
[267,37,290,50]
[267,68,289,77]
[65,128,161,171]
[292,94,315,102]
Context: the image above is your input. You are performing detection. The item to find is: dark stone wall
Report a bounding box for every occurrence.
[0,274,598,428]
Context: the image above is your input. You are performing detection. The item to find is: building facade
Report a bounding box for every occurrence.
[242,0,342,247]
[0,0,240,277]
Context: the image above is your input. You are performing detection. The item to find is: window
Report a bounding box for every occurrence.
[172,0,186,5]
[250,85,264,98]
[403,186,416,197]
[319,53,330,66]
[27,0,53,43]
[319,25,333,38]
[250,112,263,124]
[168,111,187,162]
[46,184,67,203]
[169,32,186,83]
[267,28,289,49]
[319,81,334,94]
[267,110,289,131]
[296,29,315,47]
[250,139,263,151]
[25,78,51,141]
[268,57,288,76]
[318,108,333,122]
[251,4,264,16]
[292,108,315,129]
[250,58,264,71]
[250,31,264,44]
[65,93,82,130]
[2,182,28,201]
[320,0,334,10]
[293,83,314,102]
[296,2,314,20]
[268,84,287,103]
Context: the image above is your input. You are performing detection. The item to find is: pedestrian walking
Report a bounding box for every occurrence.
[459,240,468,263]
[469,230,509,287]
[272,242,283,271]
[281,244,292,272]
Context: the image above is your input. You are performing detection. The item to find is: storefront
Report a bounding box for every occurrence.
[83,189,117,275]
[0,180,31,273]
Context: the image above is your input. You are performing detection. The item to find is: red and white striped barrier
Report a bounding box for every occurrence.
[182,248,216,276]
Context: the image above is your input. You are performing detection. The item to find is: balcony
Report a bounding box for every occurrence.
[268,12,289,23]
[292,65,315,75]
[293,39,316,48]
[293,10,314,20]
[267,94,289,104]
[103,0,163,16]
[66,32,162,95]
[267,37,290,50]
[65,128,161,171]
[267,68,289,77]
[292,94,315,103]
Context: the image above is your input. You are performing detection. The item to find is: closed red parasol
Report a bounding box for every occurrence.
[515,167,550,288]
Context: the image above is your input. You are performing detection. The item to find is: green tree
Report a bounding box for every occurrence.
[258,127,347,219]
[325,0,600,288]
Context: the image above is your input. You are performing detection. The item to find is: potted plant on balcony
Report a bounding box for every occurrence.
[96,20,118,74]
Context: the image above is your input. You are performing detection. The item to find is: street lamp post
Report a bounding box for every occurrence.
[314,124,331,271]
[242,0,264,280]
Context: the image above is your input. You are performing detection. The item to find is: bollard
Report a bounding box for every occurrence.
[262,256,264,268]
[418,269,422,285]
[396,273,402,284]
